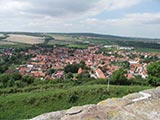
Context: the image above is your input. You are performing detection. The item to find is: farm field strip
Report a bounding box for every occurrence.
[4,34,45,44]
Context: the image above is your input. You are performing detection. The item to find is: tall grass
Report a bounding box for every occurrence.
[0,84,151,119]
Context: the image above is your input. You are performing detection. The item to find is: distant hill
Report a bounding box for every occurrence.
[50,33,160,42]
[0,32,160,49]
[47,33,160,49]
[1,32,160,42]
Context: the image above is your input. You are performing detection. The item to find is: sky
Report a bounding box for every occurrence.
[0,0,160,38]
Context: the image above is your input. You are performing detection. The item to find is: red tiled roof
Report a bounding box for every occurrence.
[127,74,135,79]
[96,68,106,79]
[78,68,83,74]
[31,71,46,77]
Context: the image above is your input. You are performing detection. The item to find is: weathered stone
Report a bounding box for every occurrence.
[65,106,83,115]
[32,111,66,120]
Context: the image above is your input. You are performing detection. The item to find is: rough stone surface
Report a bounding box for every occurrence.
[32,87,160,120]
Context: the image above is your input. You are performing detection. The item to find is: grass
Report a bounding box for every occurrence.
[0,43,32,48]
[67,44,88,49]
[47,40,69,45]
[0,84,151,119]
[137,48,160,53]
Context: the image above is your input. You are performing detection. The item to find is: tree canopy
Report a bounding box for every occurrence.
[147,61,160,86]
[111,68,128,85]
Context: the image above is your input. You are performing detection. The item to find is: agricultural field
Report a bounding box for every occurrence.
[48,39,71,45]
[48,34,91,43]
[49,34,79,41]
[0,41,16,45]
[4,34,45,45]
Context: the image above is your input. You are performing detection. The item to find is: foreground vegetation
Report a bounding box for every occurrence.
[0,81,151,119]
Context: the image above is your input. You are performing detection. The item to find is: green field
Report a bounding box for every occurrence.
[67,44,88,49]
[0,43,32,48]
[0,83,151,119]
[137,48,160,53]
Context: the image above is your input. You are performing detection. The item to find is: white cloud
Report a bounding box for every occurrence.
[80,12,160,38]
[0,0,142,19]
[0,0,159,38]
[100,0,142,11]
[0,0,30,16]
[0,0,143,31]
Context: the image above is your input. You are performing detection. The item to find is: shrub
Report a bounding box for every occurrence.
[68,93,79,103]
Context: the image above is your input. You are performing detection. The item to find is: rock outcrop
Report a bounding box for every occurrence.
[32,87,160,120]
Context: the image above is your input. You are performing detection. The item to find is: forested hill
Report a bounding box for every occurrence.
[54,33,160,42]
[1,32,160,42]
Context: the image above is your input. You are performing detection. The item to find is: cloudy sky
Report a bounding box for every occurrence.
[0,0,160,38]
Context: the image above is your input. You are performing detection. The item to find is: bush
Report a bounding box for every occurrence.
[148,76,160,87]
[22,76,34,85]
[24,97,36,105]
[68,93,79,103]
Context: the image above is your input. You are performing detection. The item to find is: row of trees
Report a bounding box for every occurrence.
[0,61,159,88]
[0,73,35,88]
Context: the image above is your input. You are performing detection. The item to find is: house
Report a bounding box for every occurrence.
[78,68,83,74]
[127,73,135,79]
[31,71,46,78]
[96,68,106,79]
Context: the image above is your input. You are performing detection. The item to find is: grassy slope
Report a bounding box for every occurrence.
[0,85,151,119]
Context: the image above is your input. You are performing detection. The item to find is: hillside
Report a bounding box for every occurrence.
[32,87,160,120]
[55,33,160,42]
[1,32,160,42]
[0,32,160,50]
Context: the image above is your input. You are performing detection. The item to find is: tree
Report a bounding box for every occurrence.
[66,72,73,79]
[47,69,55,75]
[8,79,15,87]
[111,68,128,85]
[0,65,8,74]
[0,74,9,88]
[147,61,160,86]
[64,64,79,73]
[11,73,22,81]
[148,76,160,87]
[123,61,130,69]
[147,61,160,78]
[15,81,24,88]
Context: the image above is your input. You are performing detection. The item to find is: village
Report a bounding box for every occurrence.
[11,44,159,80]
